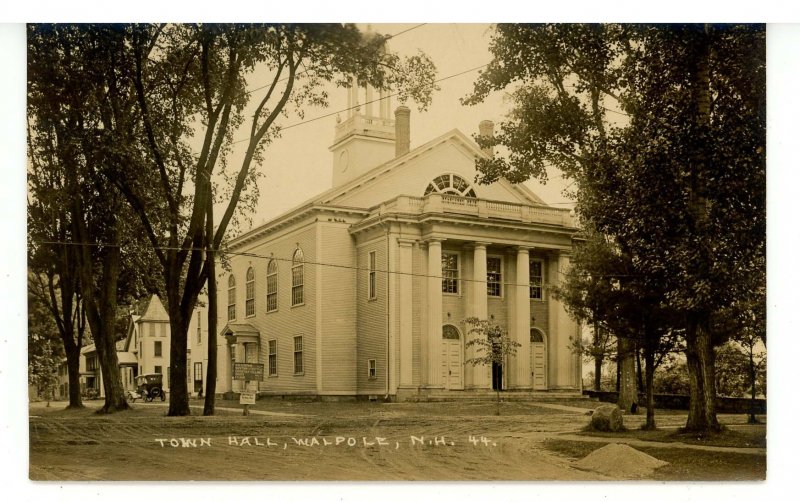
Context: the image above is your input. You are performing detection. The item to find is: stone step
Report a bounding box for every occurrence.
[399,389,588,403]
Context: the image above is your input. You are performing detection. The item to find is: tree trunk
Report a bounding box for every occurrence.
[203,196,218,416]
[748,344,758,424]
[593,322,602,391]
[617,337,638,414]
[635,342,644,393]
[643,340,657,430]
[684,317,720,432]
[85,241,129,413]
[72,202,128,413]
[167,298,192,416]
[65,347,83,408]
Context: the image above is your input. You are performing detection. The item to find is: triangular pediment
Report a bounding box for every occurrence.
[318,129,545,209]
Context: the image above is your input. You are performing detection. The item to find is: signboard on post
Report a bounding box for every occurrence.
[239,391,256,405]
[234,363,264,382]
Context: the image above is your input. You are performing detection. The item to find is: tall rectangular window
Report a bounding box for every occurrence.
[227,275,236,321]
[196,313,202,345]
[529,259,544,299]
[245,267,255,317]
[268,339,277,376]
[187,358,192,382]
[194,362,203,382]
[154,340,162,357]
[266,259,278,312]
[487,257,502,297]
[292,249,304,306]
[368,359,377,380]
[368,251,377,300]
[293,335,304,374]
[442,252,459,294]
[154,365,162,374]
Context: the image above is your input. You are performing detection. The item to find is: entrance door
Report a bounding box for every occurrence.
[530,328,547,390]
[441,325,463,390]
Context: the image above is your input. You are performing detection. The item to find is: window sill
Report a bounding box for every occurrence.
[367,297,378,302]
[266,309,278,314]
[291,303,305,309]
[293,372,305,377]
[268,374,278,378]
[245,313,256,319]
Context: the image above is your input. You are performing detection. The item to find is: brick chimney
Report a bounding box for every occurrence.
[478,119,494,158]
[395,106,411,157]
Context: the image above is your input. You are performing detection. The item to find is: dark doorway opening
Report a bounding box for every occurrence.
[492,362,503,391]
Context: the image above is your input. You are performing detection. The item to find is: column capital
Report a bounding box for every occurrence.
[465,241,492,251]
[397,238,415,248]
[423,237,445,245]
[513,245,531,254]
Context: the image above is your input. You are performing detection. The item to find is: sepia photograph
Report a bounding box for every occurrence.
[3,2,794,498]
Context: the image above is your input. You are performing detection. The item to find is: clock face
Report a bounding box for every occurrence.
[339,149,349,172]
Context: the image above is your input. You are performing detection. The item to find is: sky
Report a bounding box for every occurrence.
[234,23,574,232]
[2,5,800,502]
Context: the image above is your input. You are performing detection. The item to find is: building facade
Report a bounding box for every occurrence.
[215,89,581,401]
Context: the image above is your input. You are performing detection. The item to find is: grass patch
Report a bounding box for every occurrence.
[576,425,765,448]
[544,439,766,481]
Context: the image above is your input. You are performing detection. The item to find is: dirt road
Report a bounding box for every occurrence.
[28,400,764,481]
[29,401,607,481]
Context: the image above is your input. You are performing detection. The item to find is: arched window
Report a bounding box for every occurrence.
[530,328,545,343]
[227,275,236,321]
[266,259,278,312]
[291,248,304,306]
[424,174,477,197]
[442,324,461,340]
[245,267,255,317]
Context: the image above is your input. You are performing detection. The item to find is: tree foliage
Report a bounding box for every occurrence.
[466,23,765,432]
[28,24,438,416]
[464,317,521,415]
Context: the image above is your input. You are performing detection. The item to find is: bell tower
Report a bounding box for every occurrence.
[329,77,396,188]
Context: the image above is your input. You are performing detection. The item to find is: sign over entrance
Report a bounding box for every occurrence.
[234,363,264,381]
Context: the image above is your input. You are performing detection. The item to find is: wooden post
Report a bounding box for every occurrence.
[243,379,250,416]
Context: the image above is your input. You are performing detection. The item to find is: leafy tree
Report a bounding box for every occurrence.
[466,24,765,432]
[28,288,65,405]
[653,357,691,395]
[28,24,162,413]
[463,317,521,415]
[48,24,438,416]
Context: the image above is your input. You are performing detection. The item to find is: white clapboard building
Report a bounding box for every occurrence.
[215,83,582,401]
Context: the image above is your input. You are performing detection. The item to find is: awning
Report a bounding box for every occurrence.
[220,323,260,344]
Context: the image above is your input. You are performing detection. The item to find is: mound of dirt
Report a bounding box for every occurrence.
[574,443,669,479]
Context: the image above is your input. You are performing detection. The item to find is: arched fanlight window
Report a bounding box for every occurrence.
[424,174,477,197]
[245,267,255,317]
[291,248,304,306]
[227,275,236,321]
[266,259,278,312]
[442,324,461,340]
[530,328,545,343]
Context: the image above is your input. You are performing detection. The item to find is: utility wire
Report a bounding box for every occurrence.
[231,62,489,145]
[35,239,638,285]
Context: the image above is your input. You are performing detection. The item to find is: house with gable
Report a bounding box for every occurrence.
[123,294,208,397]
[215,83,582,401]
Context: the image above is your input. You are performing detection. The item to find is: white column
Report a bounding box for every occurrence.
[426,238,444,388]
[398,239,414,387]
[556,252,575,387]
[471,242,491,389]
[512,247,531,390]
[547,251,576,388]
[365,84,374,116]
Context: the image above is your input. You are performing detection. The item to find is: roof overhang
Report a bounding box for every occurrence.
[220,323,261,344]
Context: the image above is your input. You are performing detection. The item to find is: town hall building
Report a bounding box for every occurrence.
[215,84,582,401]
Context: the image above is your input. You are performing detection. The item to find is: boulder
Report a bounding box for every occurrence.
[590,404,623,431]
